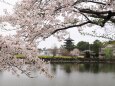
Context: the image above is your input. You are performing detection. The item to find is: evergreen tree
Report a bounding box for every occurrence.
[91,40,102,57]
[76,41,89,51]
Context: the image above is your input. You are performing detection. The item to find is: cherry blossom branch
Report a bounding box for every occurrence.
[51,21,90,34]
[74,7,115,26]
[73,0,106,6]
[78,8,115,15]
[0,0,13,5]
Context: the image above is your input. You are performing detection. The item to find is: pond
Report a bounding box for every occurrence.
[0,63,115,86]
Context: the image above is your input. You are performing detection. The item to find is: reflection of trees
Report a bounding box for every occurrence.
[61,63,99,73]
[78,64,99,73]
[51,64,74,74]
[51,63,115,74]
[0,70,3,80]
[99,64,115,73]
[84,64,90,71]
[79,64,90,72]
[78,64,115,73]
[60,64,78,74]
[91,64,99,73]
[63,64,71,74]
[0,70,3,74]
[51,64,57,74]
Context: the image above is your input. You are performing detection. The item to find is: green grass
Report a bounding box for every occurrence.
[15,54,78,59]
[15,54,25,59]
[38,55,78,59]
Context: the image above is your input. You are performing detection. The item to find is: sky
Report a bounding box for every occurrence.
[0,0,109,49]
[38,27,108,48]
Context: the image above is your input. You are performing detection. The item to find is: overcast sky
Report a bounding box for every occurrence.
[38,27,108,48]
[0,0,109,49]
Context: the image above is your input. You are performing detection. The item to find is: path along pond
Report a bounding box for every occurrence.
[0,63,115,86]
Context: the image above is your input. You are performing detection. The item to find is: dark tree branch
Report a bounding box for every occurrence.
[78,8,115,15]
[73,0,106,6]
[73,9,90,21]
[91,14,115,23]
[101,10,113,27]
[80,12,91,21]
[51,21,91,34]
[74,7,115,26]
[73,8,114,26]
[51,12,114,35]
[85,1,106,5]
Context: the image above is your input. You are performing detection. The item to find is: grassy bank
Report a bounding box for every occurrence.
[15,54,78,59]
[38,56,78,59]
[15,55,115,63]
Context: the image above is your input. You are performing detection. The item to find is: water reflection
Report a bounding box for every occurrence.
[0,63,115,86]
[78,64,99,73]
[51,63,115,74]
[51,64,57,74]
[63,64,72,73]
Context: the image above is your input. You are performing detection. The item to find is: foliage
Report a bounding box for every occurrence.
[104,48,113,59]
[76,40,102,57]
[91,40,102,57]
[76,41,89,51]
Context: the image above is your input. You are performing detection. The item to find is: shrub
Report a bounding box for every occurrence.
[104,48,113,59]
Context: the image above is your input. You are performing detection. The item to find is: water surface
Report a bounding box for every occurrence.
[0,63,115,86]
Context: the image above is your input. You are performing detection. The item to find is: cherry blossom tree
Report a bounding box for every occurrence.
[1,0,115,41]
[0,0,115,77]
[0,35,52,78]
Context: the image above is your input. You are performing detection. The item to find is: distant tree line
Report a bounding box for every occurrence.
[62,39,103,57]
[76,40,102,57]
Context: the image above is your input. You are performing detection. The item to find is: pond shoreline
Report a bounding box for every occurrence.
[41,58,115,64]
